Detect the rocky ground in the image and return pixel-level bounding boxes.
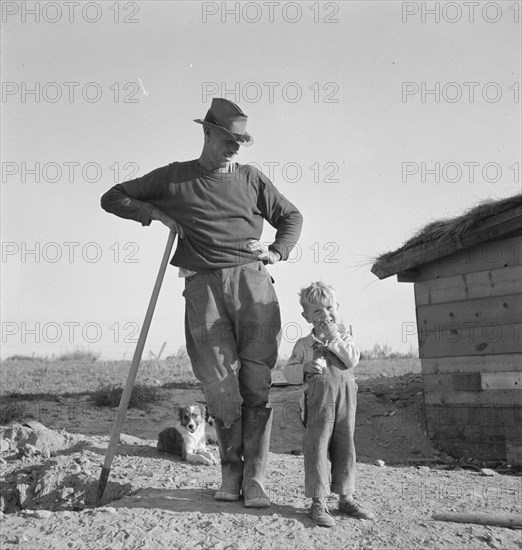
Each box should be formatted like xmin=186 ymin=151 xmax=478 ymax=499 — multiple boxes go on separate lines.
xmin=1 ymin=374 xmax=521 ymax=549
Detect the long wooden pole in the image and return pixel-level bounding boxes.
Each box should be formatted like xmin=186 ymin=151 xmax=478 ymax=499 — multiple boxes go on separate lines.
xmin=432 ymin=512 xmax=522 ymax=529
xmin=96 ymin=229 xmax=176 ymax=506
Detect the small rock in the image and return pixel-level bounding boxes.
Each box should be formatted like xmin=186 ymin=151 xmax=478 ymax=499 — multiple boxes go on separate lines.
xmin=23 ymin=443 xmax=40 ymax=457
xmin=119 ymin=434 xmax=143 ymax=445
xmin=101 ymin=507 xmax=117 ymax=514
xmin=375 ymin=459 xmax=385 ymax=467
xmin=0 ymin=438 xmax=10 ymax=452
xmin=480 ymin=468 xmax=496 ymax=477
xmin=33 ymin=510 xmax=53 ymax=519
xmin=389 ymin=411 xmax=396 ymax=417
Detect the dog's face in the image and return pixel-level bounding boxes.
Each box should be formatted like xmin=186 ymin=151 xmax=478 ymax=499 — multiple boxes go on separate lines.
xmin=178 ymin=404 xmax=205 ymax=434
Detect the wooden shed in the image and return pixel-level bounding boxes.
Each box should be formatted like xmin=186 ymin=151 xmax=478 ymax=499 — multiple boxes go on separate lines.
xmin=371 ymin=195 xmax=522 ymax=465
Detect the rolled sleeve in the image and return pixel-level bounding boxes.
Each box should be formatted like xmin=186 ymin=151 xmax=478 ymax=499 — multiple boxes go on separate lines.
xmin=255 ymin=169 xmax=303 ymax=262
xmin=140 ymin=201 xmax=155 ymax=226
xmin=327 ymin=332 xmax=360 ymax=369
xmin=100 ymin=164 xmax=173 ymax=225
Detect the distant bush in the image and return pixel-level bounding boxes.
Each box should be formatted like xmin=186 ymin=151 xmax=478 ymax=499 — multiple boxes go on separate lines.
xmin=5 ymin=354 xmax=42 ymax=362
xmin=91 ymin=382 xmax=161 ymax=410
xmin=58 ymin=349 xmax=100 ymax=362
xmin=360 ymin=344 xmax=418 ymax=361
xmin=165 ymin=345 xmax=190 ymax=364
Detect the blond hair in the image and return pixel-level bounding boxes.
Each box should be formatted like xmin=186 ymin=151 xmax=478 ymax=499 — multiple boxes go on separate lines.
xmin=299 ymin=281 xmax=337 ymax=310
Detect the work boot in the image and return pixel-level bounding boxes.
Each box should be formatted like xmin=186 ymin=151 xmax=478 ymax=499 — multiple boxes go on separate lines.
xmin=338 ymin=499 xmax=376 ymax=520
xmin=242 ymin=406 xmax=273 ymax=508
xmin=310 ymin=501 xmax=336 ymax=528
xmin=214 ymin=417 xmax=243 ymax=501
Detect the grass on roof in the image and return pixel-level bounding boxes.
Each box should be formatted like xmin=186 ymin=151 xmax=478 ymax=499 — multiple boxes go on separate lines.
xmin=376 ymin=194 xmax=522 ymax=264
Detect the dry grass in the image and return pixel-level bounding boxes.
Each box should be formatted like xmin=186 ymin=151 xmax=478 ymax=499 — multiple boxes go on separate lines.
xmin=91 ymin=382 xmax=162 ymax=410
xmin=0 ymin=358 xmax=197 ymax=397
xmin=269 ymin=356 xmax=420 ymax=383
xmin=0 ymin=402 xmax=27 ymax=425
xmin=354 ymin=357 xmax=421 ymax=378
xmin=0 ymin=354 xmax=421 ymax=398
xmin=375 ymin=193 xmax=521 ymax=264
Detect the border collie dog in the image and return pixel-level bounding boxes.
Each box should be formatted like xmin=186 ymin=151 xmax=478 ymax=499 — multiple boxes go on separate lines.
xmin=157 ymin=404 xmax=218 ymax=466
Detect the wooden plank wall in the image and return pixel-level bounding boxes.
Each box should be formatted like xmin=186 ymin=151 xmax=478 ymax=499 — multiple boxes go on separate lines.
xmin=411 ymin=234 xmax=521 ymax=283
xmin=413 ymin=234 xmax=522 ymax=462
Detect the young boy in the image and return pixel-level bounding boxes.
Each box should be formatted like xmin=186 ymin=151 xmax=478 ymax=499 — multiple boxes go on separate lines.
xmin=283 ymin=281 xmax=375 ymax=527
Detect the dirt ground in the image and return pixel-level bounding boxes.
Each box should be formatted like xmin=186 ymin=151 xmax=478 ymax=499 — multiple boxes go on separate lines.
xmin=1 ymin=374 xmax=521 ymax=549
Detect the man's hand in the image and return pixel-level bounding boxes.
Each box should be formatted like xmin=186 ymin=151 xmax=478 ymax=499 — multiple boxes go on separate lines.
xmin=246 ymin=239 xmax=281 ymax=264
xmin=303 ymin=358 xmax=327 ymax=375
xmin=151 ymin=207 xmax=184 ymax=238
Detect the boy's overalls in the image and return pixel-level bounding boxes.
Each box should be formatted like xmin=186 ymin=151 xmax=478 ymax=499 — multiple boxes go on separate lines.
xmin=303 ymin=343 xmax=357 ymax=498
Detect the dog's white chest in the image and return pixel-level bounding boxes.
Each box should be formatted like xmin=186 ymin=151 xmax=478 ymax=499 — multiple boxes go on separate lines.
xmin=173 ymin=420 xmax=206 ymax=453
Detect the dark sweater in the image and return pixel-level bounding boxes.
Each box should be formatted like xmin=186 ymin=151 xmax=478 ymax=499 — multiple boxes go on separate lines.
xmin=100 ymin=160 xmax=303 ymax=272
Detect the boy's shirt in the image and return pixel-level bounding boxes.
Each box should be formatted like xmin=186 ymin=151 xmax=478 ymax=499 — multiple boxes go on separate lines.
xmin=283 ymin=328 xmax=360 ymax=384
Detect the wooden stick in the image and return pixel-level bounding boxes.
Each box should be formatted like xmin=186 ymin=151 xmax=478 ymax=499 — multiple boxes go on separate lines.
xmin=432 ymin=512 xmax=522 ymax=529
xmin=156 ymin=341 xmax=167 ymax=361
xmin=96 ymin=229 xmax=176 ymax=506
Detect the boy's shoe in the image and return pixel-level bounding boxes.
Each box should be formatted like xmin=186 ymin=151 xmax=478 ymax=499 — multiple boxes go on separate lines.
xmin=310 ymin=502 xmax=336 ymax=527
xmin=338 ymin=499 xmax=375 ymax=520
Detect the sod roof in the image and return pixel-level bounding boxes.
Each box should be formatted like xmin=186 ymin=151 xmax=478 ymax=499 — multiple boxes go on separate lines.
xmin=371 ymin=194 xmax=522 ymax=280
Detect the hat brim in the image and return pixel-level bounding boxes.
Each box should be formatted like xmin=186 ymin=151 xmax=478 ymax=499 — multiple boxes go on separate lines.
xmin=194 ymin=119 xmax=253 ymax=147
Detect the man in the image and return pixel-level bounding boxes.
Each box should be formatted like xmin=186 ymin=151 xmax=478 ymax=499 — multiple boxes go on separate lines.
xmin=101 ymin=98 xmax=303 ymax=508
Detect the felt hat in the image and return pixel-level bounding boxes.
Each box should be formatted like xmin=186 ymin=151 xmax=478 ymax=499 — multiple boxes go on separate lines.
xmin=194 ymin=98 xmax=253 ymax=147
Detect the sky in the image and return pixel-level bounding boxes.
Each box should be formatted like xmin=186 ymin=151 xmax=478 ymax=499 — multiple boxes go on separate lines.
xmin=1 ymin=0 xmax=521 ymax=360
